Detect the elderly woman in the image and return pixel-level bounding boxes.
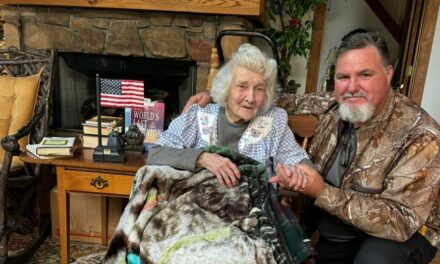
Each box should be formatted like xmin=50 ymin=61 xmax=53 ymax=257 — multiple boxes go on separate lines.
xmin=104 ymin=44 xmax=314 ymax=263
xmin=148 ymin=43 xmax=309 ymax=187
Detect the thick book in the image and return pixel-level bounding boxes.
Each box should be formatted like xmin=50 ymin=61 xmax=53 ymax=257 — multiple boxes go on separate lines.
xmin=82 ymin=124 xmax=123 ymax=136
xmin=125 ymin=101 xmax=165 ymax=151
xmin=84 ymin=115 xmax=123 ymax=127
xmin=82 ymin=134 xmax=109 ymax=149
xmin=26 ymin=144 xmax=72 ymax=159
xmin=35 ymin=137 xmax=78 ymax=156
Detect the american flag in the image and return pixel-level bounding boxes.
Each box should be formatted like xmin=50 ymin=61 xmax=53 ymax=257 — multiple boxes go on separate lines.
xmin=100 ymin=79 xmax=144 ymax=108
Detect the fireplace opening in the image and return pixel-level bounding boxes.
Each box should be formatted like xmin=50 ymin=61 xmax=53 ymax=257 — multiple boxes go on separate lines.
xmin=53 ymin=52 xmax=197 ymax=133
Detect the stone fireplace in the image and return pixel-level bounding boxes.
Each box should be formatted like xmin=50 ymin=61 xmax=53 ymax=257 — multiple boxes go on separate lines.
xmin=0 ymin=5 xmax=258 ymax=130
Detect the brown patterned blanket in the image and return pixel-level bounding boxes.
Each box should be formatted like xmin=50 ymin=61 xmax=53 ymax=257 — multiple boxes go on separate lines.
xmin=104 ymin=146 xmax=311 ymax=264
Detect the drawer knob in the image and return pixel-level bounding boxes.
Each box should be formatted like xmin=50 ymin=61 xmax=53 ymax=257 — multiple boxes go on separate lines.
xmin=90 ymin=176 xmax=109 ymax=189
xmin=88 ymin=0 xmax=97 ymax=4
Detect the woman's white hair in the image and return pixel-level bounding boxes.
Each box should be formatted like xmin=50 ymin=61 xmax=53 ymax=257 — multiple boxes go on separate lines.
xmin=210 ymin=43 xmax=278 ymax=113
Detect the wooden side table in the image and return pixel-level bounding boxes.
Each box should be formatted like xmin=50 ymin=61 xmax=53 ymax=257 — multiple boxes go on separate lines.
xmin=20 ymin=149 xmax=147 ymax=264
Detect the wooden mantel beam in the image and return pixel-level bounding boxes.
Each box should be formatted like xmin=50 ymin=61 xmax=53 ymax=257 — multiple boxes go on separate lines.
xmin=0 ymin=0 xmax=265 ymax=17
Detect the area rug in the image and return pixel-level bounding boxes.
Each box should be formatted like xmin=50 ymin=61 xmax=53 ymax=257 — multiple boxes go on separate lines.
xmin=29 ymin=236 xmax=107 ymax=264
xmin=72 ymin=252 xmax=106 ymax=264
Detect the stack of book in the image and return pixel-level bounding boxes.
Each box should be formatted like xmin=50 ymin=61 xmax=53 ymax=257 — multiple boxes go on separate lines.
xmin=26 ymin=137 xmax=78 ymax=159
xmin=82 ymin=116 xmax=123 ymax=148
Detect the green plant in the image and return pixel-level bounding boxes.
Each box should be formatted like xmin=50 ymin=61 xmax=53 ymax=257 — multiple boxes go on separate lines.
xmin=265 ymin=0 xmax=326 ymax=94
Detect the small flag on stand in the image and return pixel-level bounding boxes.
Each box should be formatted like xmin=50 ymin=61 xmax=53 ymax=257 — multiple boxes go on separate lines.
xmin=100 ymin=79 xmax=144 ymax=108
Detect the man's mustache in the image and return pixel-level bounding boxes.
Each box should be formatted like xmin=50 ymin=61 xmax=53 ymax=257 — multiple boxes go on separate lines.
xmin=341 ymin=92 xmax=368 ymax=100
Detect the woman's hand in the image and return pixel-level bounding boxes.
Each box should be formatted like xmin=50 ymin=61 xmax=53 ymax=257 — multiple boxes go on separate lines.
xmin=269 ymin=163 xmax=324 ymax=198
xmin=196 ymin=152 xmax=241 ymax=188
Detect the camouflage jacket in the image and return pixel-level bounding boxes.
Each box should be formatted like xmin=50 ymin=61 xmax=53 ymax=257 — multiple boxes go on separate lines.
xmin=280 ymin=91 xmax=440 ymax=247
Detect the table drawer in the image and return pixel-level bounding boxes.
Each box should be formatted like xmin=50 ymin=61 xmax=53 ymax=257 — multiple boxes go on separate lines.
xmin=59 ymin=167 xmax=134 ymax=196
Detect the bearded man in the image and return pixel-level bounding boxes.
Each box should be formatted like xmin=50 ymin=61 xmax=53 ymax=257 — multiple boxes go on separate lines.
xmin=269 ymin=31 xmax=440 ymax=264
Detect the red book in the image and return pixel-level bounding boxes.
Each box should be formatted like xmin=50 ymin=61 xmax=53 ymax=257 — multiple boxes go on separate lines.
xmin=125 ymin=101 xmax=165 ymax=150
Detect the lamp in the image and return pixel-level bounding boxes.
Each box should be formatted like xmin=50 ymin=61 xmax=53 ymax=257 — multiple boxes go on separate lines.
xmin=93 ymin=73 xmax=126 ymax=162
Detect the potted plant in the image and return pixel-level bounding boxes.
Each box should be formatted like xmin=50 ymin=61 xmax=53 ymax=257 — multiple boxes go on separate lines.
xmin=265 ymin=0 xmax=326 ymax=94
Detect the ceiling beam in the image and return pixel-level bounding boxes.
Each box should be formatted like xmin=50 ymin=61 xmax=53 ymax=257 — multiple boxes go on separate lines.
xmin=364 ymin=0 xmax=401 ymax=42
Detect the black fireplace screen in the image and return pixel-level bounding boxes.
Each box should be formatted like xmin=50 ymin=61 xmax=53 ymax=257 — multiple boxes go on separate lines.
xmin=53 ymin=52 xmax=196 ymax=133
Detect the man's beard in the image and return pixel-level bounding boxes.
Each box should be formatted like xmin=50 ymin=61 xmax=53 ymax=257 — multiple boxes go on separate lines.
xmin=338 ymin=93 xmax=375 ymax=124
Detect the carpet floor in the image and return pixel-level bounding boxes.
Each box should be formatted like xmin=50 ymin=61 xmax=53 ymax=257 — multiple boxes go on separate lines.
xmin=9 ymin=234 xmax=108 ymax=264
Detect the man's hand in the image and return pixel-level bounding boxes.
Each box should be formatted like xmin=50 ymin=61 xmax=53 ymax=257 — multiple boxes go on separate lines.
xmin=196 ymin=152 xmax=241 ymax=188
xmin=269 ymin=163 xmax=324 ymax=198
xmin=182 ymin=91 xmax=211 ymax=113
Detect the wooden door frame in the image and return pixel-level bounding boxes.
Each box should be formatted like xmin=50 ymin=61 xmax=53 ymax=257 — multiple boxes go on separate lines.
xmin=305 ymin=3 xmax=326 ymax=93
xmin=406 ymin=0 xmax=439 ymax=105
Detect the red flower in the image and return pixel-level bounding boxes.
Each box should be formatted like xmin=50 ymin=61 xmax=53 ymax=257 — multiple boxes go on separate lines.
xmin=290 ymin=17 xmax=299 ymax=26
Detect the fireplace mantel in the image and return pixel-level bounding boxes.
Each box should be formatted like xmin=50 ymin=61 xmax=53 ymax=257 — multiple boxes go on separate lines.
xmin=0 ymin=0 xmax=265 ymax=17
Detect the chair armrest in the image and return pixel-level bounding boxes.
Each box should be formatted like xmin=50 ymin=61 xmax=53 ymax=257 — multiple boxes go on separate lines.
xmin=278 ymin=187 xmax=300 ymax=198
xmin=278 ymin=187 xmax=303 ymax=221
xmin=1 ymin=111 xmax=45 ymax=155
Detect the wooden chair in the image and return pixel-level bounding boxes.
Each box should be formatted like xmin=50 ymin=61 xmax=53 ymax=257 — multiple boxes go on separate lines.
xmin=0 ymin=47 xmax=55 ymax=263
xmin=288 ymin=114 xmax=318 ymax=150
